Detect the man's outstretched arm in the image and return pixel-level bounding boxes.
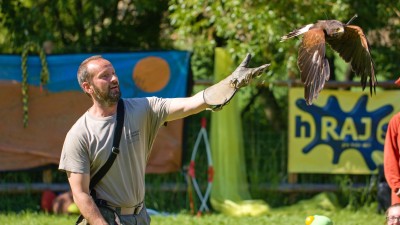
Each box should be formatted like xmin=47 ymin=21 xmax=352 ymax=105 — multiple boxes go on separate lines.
xmin=166 ymin=53 xmax=269 ymax=121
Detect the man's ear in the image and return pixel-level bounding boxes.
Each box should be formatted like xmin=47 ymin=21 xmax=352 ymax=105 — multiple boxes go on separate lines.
xmin=82 ymin=82 xmax=93 ymax=95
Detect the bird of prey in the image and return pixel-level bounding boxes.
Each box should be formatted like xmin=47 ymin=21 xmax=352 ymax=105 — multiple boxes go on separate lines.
xmin=281 ymin=15 xmax=377 ymax=105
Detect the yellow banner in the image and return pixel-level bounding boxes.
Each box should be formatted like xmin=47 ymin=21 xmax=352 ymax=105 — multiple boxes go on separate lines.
xmin=288 ymin=88 xmax=400 ymax=174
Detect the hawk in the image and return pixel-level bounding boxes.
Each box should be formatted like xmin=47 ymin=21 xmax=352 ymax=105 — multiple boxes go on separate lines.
xmin=281 ymin=15 xmax=377 ymax=105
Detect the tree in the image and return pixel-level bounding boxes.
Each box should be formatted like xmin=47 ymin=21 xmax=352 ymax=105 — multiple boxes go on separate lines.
xmin=168 ymin=0 xmax=400 ymax=130
xmin=0 ymin=0 xmax=171 ymax=54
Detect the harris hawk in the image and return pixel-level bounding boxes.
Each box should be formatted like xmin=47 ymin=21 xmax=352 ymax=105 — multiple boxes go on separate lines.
xmin=281 ymin=15 xmax=377 ymax=105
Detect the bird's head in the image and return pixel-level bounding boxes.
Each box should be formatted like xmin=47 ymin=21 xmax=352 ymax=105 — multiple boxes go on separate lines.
xmin=325 ymin=21 xmax=345 ymax=38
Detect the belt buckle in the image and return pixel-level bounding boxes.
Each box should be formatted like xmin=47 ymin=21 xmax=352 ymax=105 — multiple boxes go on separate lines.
xmin=133 ymin=202 xmax=143 ymax=214
xmin=117 ymin=202 xmax=143 ymax=215
xmin=133 ymin=206 xmax=140 ymax=214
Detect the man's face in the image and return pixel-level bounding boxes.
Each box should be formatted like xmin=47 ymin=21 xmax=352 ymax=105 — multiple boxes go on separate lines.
xmin=86 ymin=59 xmax=121 ymax=106
xmin=387 ymin=206 xmax=400 ymax=225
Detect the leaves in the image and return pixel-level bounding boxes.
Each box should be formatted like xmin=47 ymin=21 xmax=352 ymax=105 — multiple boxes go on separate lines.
xmin=0 ymin=0 xmax=171 ymax=54
xmin=169 ymin=0 xmax=399 ymax=82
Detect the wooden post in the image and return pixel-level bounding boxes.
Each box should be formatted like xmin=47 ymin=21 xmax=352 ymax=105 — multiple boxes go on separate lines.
xmin=42 ymin=169 xmax=53 ymax=184
xmin=288 ymin=173 xmax=298 ymax=184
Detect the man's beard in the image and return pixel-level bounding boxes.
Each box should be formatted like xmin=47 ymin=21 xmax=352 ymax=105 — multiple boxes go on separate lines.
xmin=92 ymin=85 xmax=121 ymax=107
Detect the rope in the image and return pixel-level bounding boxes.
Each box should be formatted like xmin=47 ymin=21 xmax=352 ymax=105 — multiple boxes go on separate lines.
xmin=21 ymin=41 xmax=50 ymax=127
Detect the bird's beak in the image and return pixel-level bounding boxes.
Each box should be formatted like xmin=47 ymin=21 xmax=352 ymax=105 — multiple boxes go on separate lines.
xmin=331 ymin=27 xmax=344 ymax=37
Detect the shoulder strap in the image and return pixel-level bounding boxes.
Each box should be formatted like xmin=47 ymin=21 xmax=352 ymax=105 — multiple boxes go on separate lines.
xmin=89 ymin=99 xmax=125 ymax=191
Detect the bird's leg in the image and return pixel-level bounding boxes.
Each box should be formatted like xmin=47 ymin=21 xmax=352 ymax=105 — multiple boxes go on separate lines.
xmin=346 ymin=14 xmax=358 ymax=25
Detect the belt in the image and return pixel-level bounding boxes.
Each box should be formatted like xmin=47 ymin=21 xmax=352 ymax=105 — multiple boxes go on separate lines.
xmin=111 ymin=201 xmax=144 ymax=215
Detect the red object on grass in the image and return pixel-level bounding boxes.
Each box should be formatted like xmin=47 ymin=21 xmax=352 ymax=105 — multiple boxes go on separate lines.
xmin=41 ymin=190 xmax=56 ymax=213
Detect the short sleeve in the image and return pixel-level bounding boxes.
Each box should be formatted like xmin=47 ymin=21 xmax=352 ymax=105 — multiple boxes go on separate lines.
xmin=58 ymin=130 xmax=90 ymax=174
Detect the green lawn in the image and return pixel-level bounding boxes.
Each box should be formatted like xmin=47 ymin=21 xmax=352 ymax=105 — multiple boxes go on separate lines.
xmin=0 ymin=205 xmax=385 ymax=225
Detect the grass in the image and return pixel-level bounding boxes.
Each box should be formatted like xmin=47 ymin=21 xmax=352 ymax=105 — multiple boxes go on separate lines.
xmin=0 ymin=212 xmax=72 ymax=225
xmin=0 ymin=203 xmax=385 ymax=225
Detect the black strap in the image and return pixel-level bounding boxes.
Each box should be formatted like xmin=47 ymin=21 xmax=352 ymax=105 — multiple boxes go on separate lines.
xmin=76 ymin=99 xmax=125 ymax=225
xmin=90 ymin=99 xmax=125 ymax=191
xmin=75 ymin=98 xmax=125 ymax=225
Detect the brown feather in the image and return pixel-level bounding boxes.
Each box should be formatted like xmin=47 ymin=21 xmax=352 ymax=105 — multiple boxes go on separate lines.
xmin=327 ymin=25 xmax=376 ymax=93
xmin=298 ymin=29 xmax=330 ymax=105
xmin=281 ymin=18 xmax=377 ymax=105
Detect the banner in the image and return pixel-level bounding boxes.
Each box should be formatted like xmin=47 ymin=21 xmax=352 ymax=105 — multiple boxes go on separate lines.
xmin=0 ymin=51 xmax=191 ymax=173
xmin=288 ymin=87 xmax=400 ymax=174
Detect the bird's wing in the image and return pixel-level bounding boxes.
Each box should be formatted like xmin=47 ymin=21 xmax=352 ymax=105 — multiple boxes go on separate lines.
xmin=298 ymin=28 xmax=330 ymax=105
xmin=281 ymin=24 xmax=314 ymax=41
xmin=327 ymin=25 xmax=376 ymax=94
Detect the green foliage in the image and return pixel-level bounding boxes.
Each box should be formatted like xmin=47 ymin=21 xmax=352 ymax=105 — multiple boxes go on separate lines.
xmin=337 ymin=175 xmax=376 ymax=210
xmin=0 ymin=0 xmax=172 ymax=54
xmin=0 ymin=193 xmax=42 ymax=212
xmin=168 ymin=0 xmax=400 ymax=105
xmin=145 ymin=172 xmax=189 ymax=212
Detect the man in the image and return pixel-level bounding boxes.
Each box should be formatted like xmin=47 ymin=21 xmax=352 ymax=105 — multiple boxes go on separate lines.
xmin=59 ymin=54 xmax=269 ymax=225
xmin=384 ymin=78 xmax=400 ymax=206
xmin=386 ymin=203 xmax=400 ymax=225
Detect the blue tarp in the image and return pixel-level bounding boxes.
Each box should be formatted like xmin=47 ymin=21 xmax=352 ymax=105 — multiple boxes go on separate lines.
xmin=0 ymin=51 xmax=191 ymax=97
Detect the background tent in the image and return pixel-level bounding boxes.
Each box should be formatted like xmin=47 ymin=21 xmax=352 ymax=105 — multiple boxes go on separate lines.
xmin=0 ymin=51 xmax=191 ymax=173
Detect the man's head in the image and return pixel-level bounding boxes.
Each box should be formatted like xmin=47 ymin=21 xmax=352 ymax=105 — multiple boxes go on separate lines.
xmin=387 ymin=203 xmax=400 ymax=225
xmin=77 ymin=55 xmax=121 ymax=106
xmin=77 ymin=55 xmax=103 ymax=91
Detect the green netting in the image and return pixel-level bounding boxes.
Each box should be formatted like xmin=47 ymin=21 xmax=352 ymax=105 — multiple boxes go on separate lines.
xmin=210 ymin=48 xmax=270 ymax=216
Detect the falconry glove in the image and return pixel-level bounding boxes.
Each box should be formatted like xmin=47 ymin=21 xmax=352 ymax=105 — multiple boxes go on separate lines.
xmin=203 ymin=53 xmax=270 ymax=111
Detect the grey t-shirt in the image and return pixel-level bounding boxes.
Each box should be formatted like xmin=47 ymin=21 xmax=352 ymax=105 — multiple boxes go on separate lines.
xmin=59 ymin=97 xmax=171 ymax=207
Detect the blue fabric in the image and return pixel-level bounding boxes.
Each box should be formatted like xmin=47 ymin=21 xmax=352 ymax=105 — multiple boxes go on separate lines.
xmin=0 ymin=51 xmax=190 ymax=98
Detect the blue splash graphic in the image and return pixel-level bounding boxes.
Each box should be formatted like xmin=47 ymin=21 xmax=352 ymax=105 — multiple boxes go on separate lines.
xmin=296 ymin=95 xmax=393 ymax=170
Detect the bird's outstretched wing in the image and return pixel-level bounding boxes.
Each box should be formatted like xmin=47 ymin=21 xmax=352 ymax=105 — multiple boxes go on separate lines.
xmin=326 ymin=25 xmax=376 ymax=94
xmin=298 ymin=29 xmax=330 ymax=105
xmin=281 ymin=24 xmax=314 ymax=41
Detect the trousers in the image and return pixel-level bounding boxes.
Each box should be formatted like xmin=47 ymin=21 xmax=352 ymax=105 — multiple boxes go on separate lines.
xmin=77 ymin=204 xmax=151 ymax=225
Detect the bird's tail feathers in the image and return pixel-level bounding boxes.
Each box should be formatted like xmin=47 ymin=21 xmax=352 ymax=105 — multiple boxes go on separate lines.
xmin=281 ymin=24 xmax=314 ymax=42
